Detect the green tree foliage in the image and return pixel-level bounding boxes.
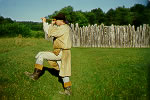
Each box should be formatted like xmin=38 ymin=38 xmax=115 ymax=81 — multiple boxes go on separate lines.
xmin=91 ymin=8 xmax=105 ymax=24
xmin=147 ymin=2 xmax=150 ymax=8
xmin=47 ymin=3 xmax=150 ymax=27
xmin=105 ymin=7 xmax=133 ymax=26
xmin=0 ymin=22 xmax=31 ymax=37
xmin=73 ymin=11 xmax=88 ymax=26
xmin=47 ymin=6 xmax=74 ymax=24
xmin=105 ymin=9 xmax=116 ymax=25
xmin=0 ymin=3 xmax=150 ymax=37
xmin=115 ymin=7 xmax=132 ymax=25
xmin=19 ymin=21 xmax=43 ymax=31
xmin=0 ymin=16 xmax=14 ymax=24
xmin=59 ymin=6 xmax=74 ymax=22
xmin=47 ymin=6 xmax=88 ymax=26
xmin=130 ymin=3 xmax=150 ymax=27
xmin=0 ymin=16 xmax=44 ymax=38
xmin=130 ymin=4 xmax=146 ymax=27
xmin=84 ymin=12 xmax=97 ymax=25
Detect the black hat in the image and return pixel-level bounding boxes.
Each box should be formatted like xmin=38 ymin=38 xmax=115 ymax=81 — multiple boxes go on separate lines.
xmin=53 ymin=13 xmax=66 ymax=21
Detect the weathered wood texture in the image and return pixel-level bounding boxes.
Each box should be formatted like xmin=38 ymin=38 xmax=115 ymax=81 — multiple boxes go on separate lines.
xmin=70 ymin=24 xmax=150 ymax=48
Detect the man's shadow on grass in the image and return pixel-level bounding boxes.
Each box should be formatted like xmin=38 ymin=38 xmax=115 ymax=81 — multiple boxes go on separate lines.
xmin=40 ymin=66 xmax=63 ymax=87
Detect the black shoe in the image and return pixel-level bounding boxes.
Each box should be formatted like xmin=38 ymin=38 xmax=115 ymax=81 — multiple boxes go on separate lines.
xmin=24 ymin=68 xmax=42 ymax=80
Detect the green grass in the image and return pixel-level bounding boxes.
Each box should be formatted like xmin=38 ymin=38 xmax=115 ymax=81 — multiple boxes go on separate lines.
xmin=0 ymin=37 xmax=150 ymax=100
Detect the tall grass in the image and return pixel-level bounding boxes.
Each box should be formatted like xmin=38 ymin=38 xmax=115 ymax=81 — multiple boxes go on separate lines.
xmin=0 ymin=38 xmax=150 ymax=100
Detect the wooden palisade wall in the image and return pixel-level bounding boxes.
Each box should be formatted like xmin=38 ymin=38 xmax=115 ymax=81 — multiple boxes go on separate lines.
xmin=70 ymin=23 xmax=150 ymax=48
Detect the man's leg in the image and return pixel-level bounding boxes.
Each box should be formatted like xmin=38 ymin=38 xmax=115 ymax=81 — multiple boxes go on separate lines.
xmin=25 ymin=51 xmax=62 ymax=80
xmin=59 ymin=77 xmax=72 ymax=95
xmin=56 ymin=60 xmax=72 ymax=95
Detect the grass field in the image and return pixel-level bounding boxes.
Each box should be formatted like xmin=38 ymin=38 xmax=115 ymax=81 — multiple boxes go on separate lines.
xmin=0 ymin=37 xmax=150 ymax=100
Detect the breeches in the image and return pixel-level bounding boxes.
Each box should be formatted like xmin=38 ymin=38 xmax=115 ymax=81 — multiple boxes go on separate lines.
xmin=35 ymin=50 xmax=71 ymax=86
xmin=35 ymin=51 xmax=62 ymax=68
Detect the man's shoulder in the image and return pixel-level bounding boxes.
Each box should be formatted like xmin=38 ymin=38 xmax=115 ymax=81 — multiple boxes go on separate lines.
xmin=60 ymin=24 xmax=70 ymax=29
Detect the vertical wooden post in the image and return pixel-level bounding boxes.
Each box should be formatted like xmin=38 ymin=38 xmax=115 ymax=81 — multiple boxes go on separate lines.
xmin=70 ymin=23 xmax=150 ymax=48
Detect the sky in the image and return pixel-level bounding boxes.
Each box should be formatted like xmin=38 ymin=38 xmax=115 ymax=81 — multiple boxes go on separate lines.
xmin=0 ymin=0 xmax=148 ymax=22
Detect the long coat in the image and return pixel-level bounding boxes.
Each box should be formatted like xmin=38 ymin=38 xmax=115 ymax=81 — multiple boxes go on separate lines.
xmin=48 ymin=24 xmax=71 ymax=77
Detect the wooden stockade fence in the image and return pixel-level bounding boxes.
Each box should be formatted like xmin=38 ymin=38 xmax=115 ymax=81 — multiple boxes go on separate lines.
xmin=70 ymin=23 xmax=150 ymax=48
xmin=45 ymin=23 xmax=150 ymax=48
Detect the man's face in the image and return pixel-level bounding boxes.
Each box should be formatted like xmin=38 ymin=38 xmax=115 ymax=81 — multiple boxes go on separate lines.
xmin=55 ymin=20 xmax=63 ymax=26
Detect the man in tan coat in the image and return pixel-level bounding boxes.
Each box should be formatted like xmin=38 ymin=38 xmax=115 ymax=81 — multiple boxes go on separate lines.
xmin=25 ymin=13 xmax=72 ymax=95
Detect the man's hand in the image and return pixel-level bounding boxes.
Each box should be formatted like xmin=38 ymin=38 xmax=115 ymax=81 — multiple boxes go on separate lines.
xmin=51 ymin=20 xmax=56 ymax=25
xmin=41 ymin=17 xmax=46 ymax=23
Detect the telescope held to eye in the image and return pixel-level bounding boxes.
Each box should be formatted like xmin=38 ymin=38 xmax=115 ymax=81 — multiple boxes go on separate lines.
xmin=46 ymin=19 xmax=56 ymax=21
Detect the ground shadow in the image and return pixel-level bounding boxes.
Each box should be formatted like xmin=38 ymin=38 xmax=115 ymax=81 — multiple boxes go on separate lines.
xmin=40 ymin=66 xmax=63 ymax=86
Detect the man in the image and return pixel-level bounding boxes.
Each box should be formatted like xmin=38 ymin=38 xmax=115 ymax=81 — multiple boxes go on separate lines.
xmin=25 ymin=13 xmax=72 ymax=95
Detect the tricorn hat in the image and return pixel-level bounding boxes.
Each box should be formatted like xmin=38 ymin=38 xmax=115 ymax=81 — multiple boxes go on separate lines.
xmin=53 ymin=13 xmax=66 ymax=21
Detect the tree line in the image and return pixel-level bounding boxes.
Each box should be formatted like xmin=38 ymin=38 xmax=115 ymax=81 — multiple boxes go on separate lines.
xmin=0 ymin=16 xmax=44 ymax=37
xmin=0 ymin=3 xmax=150 ymax=37
xmin=48 ymin=3 xmax=150 ymax=27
